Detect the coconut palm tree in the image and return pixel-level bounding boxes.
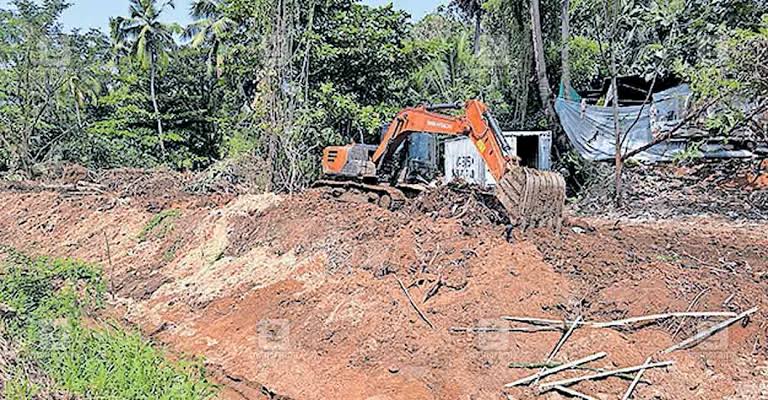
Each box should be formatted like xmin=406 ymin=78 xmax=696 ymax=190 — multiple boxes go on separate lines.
xmin=530 ymin=0 xmax=556 ymax=123
xmin=112 ymin=0 xmax=181 ymax=155
xmin=183 ymin=0 xmax=234 ymax=78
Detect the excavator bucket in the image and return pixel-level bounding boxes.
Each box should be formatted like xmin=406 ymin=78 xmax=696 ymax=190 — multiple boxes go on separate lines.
xmin=495 ymin=162 xmax=566 ymax=230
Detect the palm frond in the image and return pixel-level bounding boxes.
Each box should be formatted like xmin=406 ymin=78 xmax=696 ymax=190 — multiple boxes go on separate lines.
xmin=182 ymin=19 xmax=208 ymax=41
xmin=190 ymin=0 xmax=219 ymax=19
xmin=210 ymin=17 xmax=234 ymax=37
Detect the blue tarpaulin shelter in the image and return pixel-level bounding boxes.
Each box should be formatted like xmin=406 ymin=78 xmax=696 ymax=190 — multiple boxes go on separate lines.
xmin=555 ymin=84 xmax=754 ymax=161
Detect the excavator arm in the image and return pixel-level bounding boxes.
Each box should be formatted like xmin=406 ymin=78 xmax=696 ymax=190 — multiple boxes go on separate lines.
xmin=371 ymin=100 xmax=512 ymax=181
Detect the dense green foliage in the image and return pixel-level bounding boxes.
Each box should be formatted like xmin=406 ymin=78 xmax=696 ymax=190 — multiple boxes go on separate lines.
xmin=0 ymin=0 xmax=765 ymax=187
xmin=0 ymin=248 xmax=216 ymax=399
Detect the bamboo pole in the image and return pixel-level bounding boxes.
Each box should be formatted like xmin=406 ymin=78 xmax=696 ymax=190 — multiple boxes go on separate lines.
xmin=553 ymin=385 xmax=599 ymax=400
xmin=505 ymin=352 xmax=606 ymax=388
xmin=621 ymin=357 xmax=652 ymax=400
xmin=534 ymin=315 xmax=582 ymax=385
xmin=663 ymin=307 xmax=758 ymax=354
xmin=539 ymin=361 xmax=674 ymax=391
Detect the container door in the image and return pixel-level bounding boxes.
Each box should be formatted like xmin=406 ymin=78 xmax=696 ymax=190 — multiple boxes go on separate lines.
xmin=538 ymin=132 xmax=552 ymax=171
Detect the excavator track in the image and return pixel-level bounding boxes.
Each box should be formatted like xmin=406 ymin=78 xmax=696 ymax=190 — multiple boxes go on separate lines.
xmin=314 ymin=180 xmax=407 ymax=211
xmin=495 ymin=162 xmax=566 ymax=230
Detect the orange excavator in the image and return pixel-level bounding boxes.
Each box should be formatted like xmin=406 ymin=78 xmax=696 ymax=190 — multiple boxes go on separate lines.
xmin=316 ymin=100 xmax=566 ymax=228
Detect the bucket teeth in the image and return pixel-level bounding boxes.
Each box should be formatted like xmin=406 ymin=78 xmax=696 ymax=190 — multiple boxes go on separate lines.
xmin=496 ymin=163 xmax=565 ymax=230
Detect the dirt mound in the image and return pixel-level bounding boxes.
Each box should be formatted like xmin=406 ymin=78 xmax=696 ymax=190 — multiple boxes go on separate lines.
xmin=228 ymin=189 xmax=501 ymax=297
xmin=0 ymin=182 xmax=766 ymax=399
xmin=404 ymin=182 xmax=510 ymax=227
xmin=535 ymin=219 xmax=768 ymax=326
xmin=575 ymin=159 xmax=768 ymax=220
xmin=34 ymin=162 xmax=95 ymax=185
xmin=1 ymin=160 xmax=268 ymax=202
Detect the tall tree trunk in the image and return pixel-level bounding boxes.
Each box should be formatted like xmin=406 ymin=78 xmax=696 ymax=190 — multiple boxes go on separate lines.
xmin=149 ymin=57 xmax=165 ymax=156
xmin=560 ymin=0 xmax=571 ymax=100
xmin=472 ymin=12 xmax=482 ymax=55
xmin=20 ymin=128 xmax=31 ymax=176
xmin=207 ymin=41 xmax=220 ymax=157
xmin=530 ymin=0 xmax=557 ymax=124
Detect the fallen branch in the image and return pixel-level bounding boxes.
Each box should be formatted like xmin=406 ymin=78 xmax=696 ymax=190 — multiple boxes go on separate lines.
xmin=539 ymin=361 xmax=674 ymax=391
xmin=621 ymin=95 xmax=722 ymax=161
xmin=450 ymin=326 xmax=558 ymax=334
xmin=104 ymin=231 xmax=115 ymax=298
xmin=508 ymin=361 xmax=650 ymax=383
xmin=423 ymin=273 xmax=443 ymax=303
xmin=591 ymin=312 xmax=736 ymax=329
xmin=534 ymin=315 xmax=582 ymax=385
xmin=672 ymin=289 xmax=709 ymax=339
xmin=501 ymin=316 xmax=571 ymax=327
xmin=663 ymin=307 xmax=758 ymax=354
xmin=621 ymin=356 xmax=652 ymax=400
xmin=395 ymin=275 xmax=434 ymax=330
xmin=502 ymin=311 xmax=737 ymax=330
xmin=552 ymin=385 xmax=599 ymax=400
xmin=505 ymin=352 xmax=606 ymax=388
xmin=722 ymin=293 xmax=736 ymax=307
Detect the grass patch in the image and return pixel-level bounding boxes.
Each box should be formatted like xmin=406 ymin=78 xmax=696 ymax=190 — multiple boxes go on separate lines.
xmin=138 ymin=209 xmax=182 ymax=242
xmin=4 ymin=369 xmax=40 ymax=400
xmin=44 ymin=322 xmax=214 ymax=399
xmin=0 ymin=247 xmax=216 ymax=399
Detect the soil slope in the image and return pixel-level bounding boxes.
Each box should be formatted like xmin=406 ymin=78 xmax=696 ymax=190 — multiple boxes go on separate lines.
xmin=0 ymin=182 xmax=766 ymax=399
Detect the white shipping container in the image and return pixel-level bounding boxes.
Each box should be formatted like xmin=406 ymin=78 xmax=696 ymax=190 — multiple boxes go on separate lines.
xmin=444 ymin=131 xmax=552 ymax=187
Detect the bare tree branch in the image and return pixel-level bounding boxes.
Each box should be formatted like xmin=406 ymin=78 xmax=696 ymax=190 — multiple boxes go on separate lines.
xmin=621 ymin=96 xmax=721 ymax=161
xmin=723 ymin=98 xmax=768 ymax=137
xmin=620 ymin=73 xmax=657 ymax=150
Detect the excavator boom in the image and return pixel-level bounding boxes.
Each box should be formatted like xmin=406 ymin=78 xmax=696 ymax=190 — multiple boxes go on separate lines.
xmin=320 ymin=100 xmax=566 ymax=229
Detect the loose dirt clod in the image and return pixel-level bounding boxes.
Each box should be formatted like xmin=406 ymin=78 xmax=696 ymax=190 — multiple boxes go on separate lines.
xmin=405 ymin=182 xmax=511 ymax=226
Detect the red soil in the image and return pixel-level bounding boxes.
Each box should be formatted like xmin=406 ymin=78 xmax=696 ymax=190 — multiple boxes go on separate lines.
xmin=0 ymin=184 xmax=766 ymax=399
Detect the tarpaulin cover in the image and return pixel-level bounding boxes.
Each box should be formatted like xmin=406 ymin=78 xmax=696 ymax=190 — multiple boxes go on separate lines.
xmin=555 ymin=85 xmax=753 ymax=161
